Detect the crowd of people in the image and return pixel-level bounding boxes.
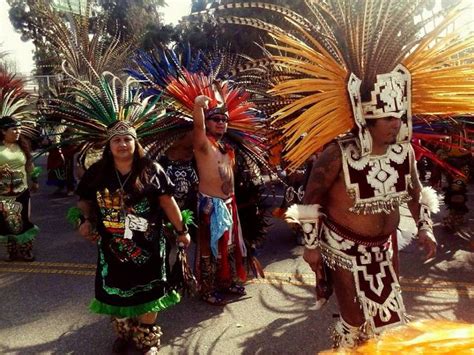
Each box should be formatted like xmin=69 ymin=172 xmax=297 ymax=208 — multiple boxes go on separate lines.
xmin=1 ymin=1 xmax=473 ymax=354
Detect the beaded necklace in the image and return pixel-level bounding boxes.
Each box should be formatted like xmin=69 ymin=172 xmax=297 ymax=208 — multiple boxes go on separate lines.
xmin=115 ymin=169 xmax=132 ymax=214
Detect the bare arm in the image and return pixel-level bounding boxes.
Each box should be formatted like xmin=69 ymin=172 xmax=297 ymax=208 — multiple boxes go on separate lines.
xmin=407 ymin=151 xmax=423 ymax=221
xmin=77 ymin=199 xmax=94 ymax=219
xmin=193 ymin=95 xmax=210 ymax=153
xmin=77 ymin=199 xmax=99 ymax=241
xmin=303 ymin=143 xmax=342 ymax=206
xmin=300 ymin=143 xmax=341 ymax=302
xmin=159 ymin=194 xmax=191 ymax=247
xmin=407 ymin=148 xmax=437 ymax=259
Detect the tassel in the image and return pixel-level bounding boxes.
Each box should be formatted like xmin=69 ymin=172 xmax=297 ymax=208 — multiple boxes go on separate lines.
xmin=169 ymin=248 xmax=199 ymax=297
xmin=249 ymin=256 xmax=265 ymax=278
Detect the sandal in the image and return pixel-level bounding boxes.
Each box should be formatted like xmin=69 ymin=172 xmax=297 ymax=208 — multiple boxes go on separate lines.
xmin=226 ymin=283 xmax=246 ymax=296
xmin=201 ymin=291 xmax=226 ymax=306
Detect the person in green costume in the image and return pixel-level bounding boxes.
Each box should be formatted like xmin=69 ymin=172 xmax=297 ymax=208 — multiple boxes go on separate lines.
xmin=76 ymin=121 xmax=191 ymax=354
xmin=0 ymin=116 xmax=39 ymax=261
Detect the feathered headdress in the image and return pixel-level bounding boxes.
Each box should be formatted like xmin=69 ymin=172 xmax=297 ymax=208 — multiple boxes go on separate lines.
xmin=38 ymin=69 xmax=173 ymax=161
xmin=128 ymin=46 xmax=273 ymax=176
xmin=192 ymin=1 xmax=474 ymax=170
xmin=29 ymin=0 xmax=137 ymax=83
xmin=321 ymin=319 xmax=474 ymax=354
xmin=0 ymin=69 xmax=37 ymax=138
xmin=411 ymin=115 xmax=473 ymax=177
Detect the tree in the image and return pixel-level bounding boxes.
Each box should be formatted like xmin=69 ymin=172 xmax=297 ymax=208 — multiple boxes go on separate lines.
xmin=173 ymin=0 xmax=307 ymax=58
xmin=7 ymin=0 xmax=171 ymax=75
xmin=7 ymin=0 xmax=59 ymax=74
xmin=97 ymin=0 xmax=166 ymax=42
xmin=141 ymin=23 xmax=180 ymax=51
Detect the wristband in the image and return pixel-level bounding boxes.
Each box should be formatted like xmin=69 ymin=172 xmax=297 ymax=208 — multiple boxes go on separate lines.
xmin=173 ymin=225 xmax=189 ymax=237
xmin=285 ymin=204 xmax=324 ymax=249
xmin=416 ymin=186 xmax=440 ymax=235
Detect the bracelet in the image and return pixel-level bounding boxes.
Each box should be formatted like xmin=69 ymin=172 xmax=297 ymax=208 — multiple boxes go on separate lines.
xmin=173 ymin=225 xmax=189 ymax=237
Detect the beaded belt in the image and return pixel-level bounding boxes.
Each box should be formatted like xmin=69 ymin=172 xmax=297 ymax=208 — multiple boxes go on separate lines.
xmin=324 ymin=217 xmax=391 ymax=247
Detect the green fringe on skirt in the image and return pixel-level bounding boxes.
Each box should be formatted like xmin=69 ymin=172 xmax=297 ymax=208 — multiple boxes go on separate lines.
xmin=0 ymin=225 xmax=39 ymax=245
xmin=89 ymin=290 xmax=181 ymax=317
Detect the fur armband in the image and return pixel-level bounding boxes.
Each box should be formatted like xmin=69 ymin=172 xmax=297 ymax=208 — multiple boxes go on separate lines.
xmin=285 ymin=204 xmax=324 ymax=249
xmin=417 ymin=186 xmax=440 ymax=233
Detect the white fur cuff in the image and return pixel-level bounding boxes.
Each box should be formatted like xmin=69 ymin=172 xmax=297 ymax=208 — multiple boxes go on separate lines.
xmin=419 ymin=186 xmax=440 ymax=213
xmin=285 ymin=204 xmax=324 ymax=224
xmin=285 ymin=204 xmax=324 ymax=249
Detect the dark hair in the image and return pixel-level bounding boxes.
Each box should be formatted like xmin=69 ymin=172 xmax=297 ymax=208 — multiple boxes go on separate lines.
xmin=0 ymin=128 xmax=33 ymax=174
xmin=361 ymin=87 xmax=373 ymax=103
xmin=0 ymin=116 xmax=21 ymax=129
xmin=365 ymin=119 xmax=377 ymax=127
xmin=95 ymin=138 xmax=156 ymax=196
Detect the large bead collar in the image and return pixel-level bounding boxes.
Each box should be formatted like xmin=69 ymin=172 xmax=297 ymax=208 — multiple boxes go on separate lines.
xmin=338 ymin=137 xmax=413 ymax=215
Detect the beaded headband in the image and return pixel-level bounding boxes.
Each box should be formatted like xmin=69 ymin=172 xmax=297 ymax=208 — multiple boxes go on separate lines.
xmin=206 ymin=106 xmax=229 ymax=119
xmin=106 ymin=121 xmax=137 ymax=141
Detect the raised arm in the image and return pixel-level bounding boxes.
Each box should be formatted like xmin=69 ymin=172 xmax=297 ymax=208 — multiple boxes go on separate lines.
xmin=193 ymin=95 xmax=210 ymax=153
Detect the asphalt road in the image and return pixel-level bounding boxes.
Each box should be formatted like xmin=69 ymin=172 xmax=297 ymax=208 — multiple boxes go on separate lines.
xmin=0 ymin=159 xmax=472 ymax=354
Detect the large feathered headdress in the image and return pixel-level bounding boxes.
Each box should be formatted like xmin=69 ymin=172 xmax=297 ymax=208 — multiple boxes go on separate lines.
xmin=128 ymin=46 xmax=273 ymax=176
xmin=38 ymin=69 xmax=173 ymax=161
xmin=193 ymin=1 xmax=474 ymax=170
xmin=0 ymin=69 xmax=37 ymax=138
xmin=29 ymin=0 xmax=136 ymax=83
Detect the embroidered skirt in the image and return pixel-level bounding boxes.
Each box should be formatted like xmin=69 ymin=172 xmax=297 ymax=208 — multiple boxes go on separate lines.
xmin=320 ymin=217 xmax=407 ymax=335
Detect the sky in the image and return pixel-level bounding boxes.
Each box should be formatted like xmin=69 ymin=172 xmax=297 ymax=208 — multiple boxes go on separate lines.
xmin=0 ymin=0 xmax=192 ymax=75
xmin=0 ymin=0 xmax=472 ymax=75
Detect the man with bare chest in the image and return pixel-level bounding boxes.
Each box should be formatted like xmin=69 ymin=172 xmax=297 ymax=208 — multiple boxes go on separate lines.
xmin=232 ymin=0 xmax=472 ymax=350
xmin=192 ymin=94 xmax=247 ymax=305
xmin=286 ymin=66 xmax=439 ymax=348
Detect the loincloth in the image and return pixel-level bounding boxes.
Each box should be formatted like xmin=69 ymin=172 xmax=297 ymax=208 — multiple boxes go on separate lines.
xmin=320 ymin=217 xmax=407 ymax=335
xmin=197 ymin=192 xmax=247 ymax=283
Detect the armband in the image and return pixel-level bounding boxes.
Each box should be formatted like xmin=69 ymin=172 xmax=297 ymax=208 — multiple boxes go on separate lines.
xmin=416 ymin=186 xmax=440 ymax=234
xmin=285 ymin=204 xmax=324 ymax=249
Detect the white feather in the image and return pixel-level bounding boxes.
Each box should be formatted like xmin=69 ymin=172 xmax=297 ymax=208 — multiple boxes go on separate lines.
xmin=396 ymin=229 xmax=416 ymax=250
xmin=420 ymin=186 xmax=441 ymax=213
